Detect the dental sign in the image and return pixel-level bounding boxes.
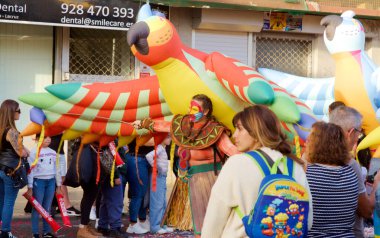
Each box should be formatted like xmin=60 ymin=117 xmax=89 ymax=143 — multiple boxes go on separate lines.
xmin=0 ymin=0 xmax=140 ymax=30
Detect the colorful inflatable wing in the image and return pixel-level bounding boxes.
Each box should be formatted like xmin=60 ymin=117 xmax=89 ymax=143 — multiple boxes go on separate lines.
xmin=19 ymin=76 xmax=172 ymax=141
xmin=205 ymin=52 xmax=302 ymax=123
xmin=258 ymin=68 xmax=335 ymax=121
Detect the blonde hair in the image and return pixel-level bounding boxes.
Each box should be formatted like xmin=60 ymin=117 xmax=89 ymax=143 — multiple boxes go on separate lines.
xmin=233 ymin=105 xmax=303 ymax=164
xmin=233 ymin=105 xmax=289 ymax=152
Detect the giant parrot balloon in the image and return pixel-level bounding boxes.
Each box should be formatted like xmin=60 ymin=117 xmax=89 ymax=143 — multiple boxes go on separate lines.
xmin=19 ymin=4 xmax=317 ymax=153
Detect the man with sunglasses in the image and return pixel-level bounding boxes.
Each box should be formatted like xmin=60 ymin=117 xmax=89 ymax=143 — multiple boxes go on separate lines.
xmin=330 ymin=105 xmax=380 ymax=238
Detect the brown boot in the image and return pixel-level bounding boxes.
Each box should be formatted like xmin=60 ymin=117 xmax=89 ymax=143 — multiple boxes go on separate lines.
xmin=77 ymin=225 xmax=100 ymax=238
xmin=87 ymin=225 xmax=103 ymax=236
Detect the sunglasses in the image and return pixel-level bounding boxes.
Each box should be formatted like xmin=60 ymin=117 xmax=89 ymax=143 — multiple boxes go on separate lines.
xmin=352 ymin=127 xmax=363 ymax=139
xmin=15 ymin=109 xmax=21 ymax=114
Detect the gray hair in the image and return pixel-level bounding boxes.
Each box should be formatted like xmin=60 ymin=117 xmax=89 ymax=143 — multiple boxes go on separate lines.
xmin=329 ymin=106 xmax=362 ymax=132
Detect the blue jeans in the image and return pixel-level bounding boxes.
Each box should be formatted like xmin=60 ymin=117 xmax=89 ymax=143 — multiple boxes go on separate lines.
xmin=31 ymin=178 xmax=56 ymax=234
xmin=126 ymin=154 xmax=149 ymax=223
xmin=98 ymin=181 xmax=123 ymax=230
xmin=0 ymin=170 xmax=19 ymax=232
xmin=120 ymin=172 xmax=127 ymax=199
xmin=149 ymin=174 xmax=167 ymax=233
xmin=375 ymin=184 xmax=380 ymax=236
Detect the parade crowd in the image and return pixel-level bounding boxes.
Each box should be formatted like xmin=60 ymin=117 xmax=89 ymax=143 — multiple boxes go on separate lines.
xmin=0 ymin=96 xmax=379 ymax=238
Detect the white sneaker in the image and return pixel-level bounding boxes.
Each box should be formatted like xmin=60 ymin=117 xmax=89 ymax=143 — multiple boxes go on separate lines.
xmin=94 ymin=218 xmax=99 ymax=229
xmin=156 ymin=228 xmax=169 ymax=234
xmin=66 ymin=206 xmax=81 ymax=217
xmin=89 ymin=206 xmax=96 ymax=220
xmin=8 ymin=232 xmax=17 ymax=238
xmin=163 ymin=226 xmax=174 ymax=232
xmin=3 ymin=232 xmax=17 ymax=238
xmin=126 ymin=223 xmax=149 ymax=234
xmin=138 ymin=220 xmax=150 ymax=231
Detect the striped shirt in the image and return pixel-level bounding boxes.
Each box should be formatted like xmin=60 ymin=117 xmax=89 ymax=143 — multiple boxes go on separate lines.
xmin=306 ymin=164 xmax=359 ymax=238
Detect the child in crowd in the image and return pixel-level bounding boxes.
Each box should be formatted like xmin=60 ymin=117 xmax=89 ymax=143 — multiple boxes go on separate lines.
xmin=26 ymin=135 xmax=63 ymax=238
xmin=49 ymin=134 xmax=80 ymax=216
xmin=146 ymin=134 xmax=174 ymax=234
xmin=96 ymin=146 xmax=128 ymax=238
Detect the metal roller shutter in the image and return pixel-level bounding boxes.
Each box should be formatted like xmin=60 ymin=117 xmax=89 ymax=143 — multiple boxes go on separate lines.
xmin=194 ymin=29 xmax=249 ymax=65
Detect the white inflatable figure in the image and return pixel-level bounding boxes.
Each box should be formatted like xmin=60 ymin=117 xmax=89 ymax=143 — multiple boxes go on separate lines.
xmin=259 ymin=10 xmax=380 ymax=134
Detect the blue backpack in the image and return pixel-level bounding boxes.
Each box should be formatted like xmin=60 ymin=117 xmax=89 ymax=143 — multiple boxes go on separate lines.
xmin=234 ymin=150 xmax=309 ymax=238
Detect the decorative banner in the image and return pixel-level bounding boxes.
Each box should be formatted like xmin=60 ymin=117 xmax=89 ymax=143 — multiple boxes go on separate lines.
xmin=0 ymin=0 xmax=140 ymax=30
xmin=263 ymin=12 xmax=303 ymax=32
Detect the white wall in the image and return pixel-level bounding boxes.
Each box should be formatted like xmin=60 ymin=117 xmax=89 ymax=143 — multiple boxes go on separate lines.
xmin=0 ymin=23 xmax=53 ymax=139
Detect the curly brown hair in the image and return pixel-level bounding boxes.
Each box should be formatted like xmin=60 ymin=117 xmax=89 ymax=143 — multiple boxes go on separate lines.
xmin=306 ymin=121 xmax=350 ymax=166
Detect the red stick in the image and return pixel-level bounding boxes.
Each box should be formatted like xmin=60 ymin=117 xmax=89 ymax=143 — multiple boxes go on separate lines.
xmin=23 ymin=192 xmax=61 ymax=232
xmin=56 ymin=193 xmax=72 ymax=227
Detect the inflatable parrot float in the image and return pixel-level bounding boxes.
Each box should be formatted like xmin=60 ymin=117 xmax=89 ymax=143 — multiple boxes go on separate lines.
xmin=259 ymin=10 xmax=380 ymax=136
xmin=19 ymin=4 xmax=317 ymax=155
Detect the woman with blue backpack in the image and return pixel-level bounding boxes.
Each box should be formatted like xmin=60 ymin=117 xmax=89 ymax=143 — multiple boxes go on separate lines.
xmin=202 ymin=105 xmax=312 ymax=238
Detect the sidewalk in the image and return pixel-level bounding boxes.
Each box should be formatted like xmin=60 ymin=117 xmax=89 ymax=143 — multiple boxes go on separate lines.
xmin=11 ymin=174 xmax=194 ymax=237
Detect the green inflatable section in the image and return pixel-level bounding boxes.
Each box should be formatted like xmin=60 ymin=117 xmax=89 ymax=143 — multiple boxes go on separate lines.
xmin=247 ymin=80 xmax=274 ymax=105
xmin=269 ymin=95 xmax=300 ymax=123
xmin=18 ymin=93 xmax=59 ymax=109
xmin=46 ymin=83 xmax=81 ymax=100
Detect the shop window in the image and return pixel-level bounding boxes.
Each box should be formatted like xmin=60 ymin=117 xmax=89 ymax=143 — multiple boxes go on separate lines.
xmin=69 ymin=28 xmax=135 ymax=82
xmin=255 ymin=35 xmax=313 ymax=77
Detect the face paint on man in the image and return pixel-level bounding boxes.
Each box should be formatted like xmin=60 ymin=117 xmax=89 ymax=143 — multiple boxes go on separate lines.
xmin=189 ymin=100 xmax=204 ymax=122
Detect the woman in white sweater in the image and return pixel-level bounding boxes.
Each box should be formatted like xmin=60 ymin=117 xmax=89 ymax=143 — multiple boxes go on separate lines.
xmin=202 ymin=105 xmax=312 ymax=238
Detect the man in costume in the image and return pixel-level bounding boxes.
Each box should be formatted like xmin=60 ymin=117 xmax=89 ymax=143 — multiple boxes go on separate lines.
xmin=134 ymin=94 xmax=238 ymax=236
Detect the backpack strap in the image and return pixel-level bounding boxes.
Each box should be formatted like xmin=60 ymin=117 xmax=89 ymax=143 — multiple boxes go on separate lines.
xmin=256 ymin=149 xmax=281 ymax=175
xmin=287 ymin=156 xmax=294 ymax=177
xmin=270 ymin=156 xmax=289 ymax=175
xmin=233 ymin=150 xmax=275 ymax=219
xmin=257 ymin=149 xmax=294 ymax=177
xmin=245 ymin=150 xmax=272 ymax=177
xmin=234 ymin=150 xmax=270 ymax=219
xmin=233 ymin=151 xmax=295 ymax=219
xmin=269 ymin=155 xmax=295 ymax=177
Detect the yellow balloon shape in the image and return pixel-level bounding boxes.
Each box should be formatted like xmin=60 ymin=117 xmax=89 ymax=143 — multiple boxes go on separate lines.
xmin=81 ymin=134 xmax=100 ymax=144
xmin=62 ymin=130 xmax=83 ymax=141
xmin=357 ymin=126 xmax=380 ymax=152
xmin=118 ymin=136 xmax=135 ymax=147
xmin=20 ymin=122 xmax=42 ymax=137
